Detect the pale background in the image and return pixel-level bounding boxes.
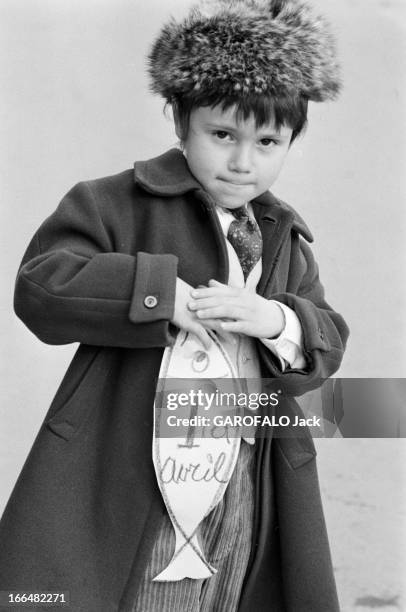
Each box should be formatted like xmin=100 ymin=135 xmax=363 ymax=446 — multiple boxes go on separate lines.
xmin=1 ymin=0 xmax=405 ymax=610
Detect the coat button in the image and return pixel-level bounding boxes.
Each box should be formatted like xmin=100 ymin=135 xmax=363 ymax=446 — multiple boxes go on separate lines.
xmin=318 ymin=328 xmax=325 ymax=341
xmin=144 ymin=295 xmax=158 ymax=309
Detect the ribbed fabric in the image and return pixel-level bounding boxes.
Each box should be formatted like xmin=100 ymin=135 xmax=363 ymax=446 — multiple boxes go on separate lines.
xmin=132 ymin=441 xmax=255 ymax=612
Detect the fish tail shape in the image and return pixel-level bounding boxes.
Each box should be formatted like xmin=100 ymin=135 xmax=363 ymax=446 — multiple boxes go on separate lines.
xmin=152 ymin=532 xmax=217 ymax=581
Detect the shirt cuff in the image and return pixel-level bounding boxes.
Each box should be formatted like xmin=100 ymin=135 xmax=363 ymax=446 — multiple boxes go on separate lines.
xmin=260 ymin=301 xmax=307 ymax=371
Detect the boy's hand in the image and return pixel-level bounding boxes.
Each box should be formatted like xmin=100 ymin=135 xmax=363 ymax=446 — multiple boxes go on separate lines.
xmin=188 ymin=279 xmax=285 ymax=339
xmin=172 ymin=278 xmax=227 ymax=350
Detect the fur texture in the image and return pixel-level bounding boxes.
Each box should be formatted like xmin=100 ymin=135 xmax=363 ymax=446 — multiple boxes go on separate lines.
xmin=148 ymin=0 xmax=341 ymax=103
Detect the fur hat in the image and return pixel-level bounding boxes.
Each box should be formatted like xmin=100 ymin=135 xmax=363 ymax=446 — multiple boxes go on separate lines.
xmin=147 ymin=0 xmax=341 ymax=103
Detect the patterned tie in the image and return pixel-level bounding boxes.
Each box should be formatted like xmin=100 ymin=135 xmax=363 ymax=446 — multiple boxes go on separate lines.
xmin=227 ymin=205 xmax=263 ymax=281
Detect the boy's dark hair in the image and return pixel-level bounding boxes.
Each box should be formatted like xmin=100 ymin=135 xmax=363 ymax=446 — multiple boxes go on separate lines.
xmin=170 ymin=92 xmax=308 ymax=144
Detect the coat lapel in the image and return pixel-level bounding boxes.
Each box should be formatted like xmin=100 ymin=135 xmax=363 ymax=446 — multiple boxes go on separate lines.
xmin=251 ymin=194 xmax=294 ymax=297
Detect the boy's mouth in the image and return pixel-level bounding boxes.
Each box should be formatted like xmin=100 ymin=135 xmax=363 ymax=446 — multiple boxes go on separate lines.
xmin=218 ymin=178 xmax=254 ymax=186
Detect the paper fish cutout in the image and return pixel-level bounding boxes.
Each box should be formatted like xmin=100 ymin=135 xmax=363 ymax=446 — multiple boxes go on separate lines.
xmin=152 ymin=330 xmax=242 ymax=581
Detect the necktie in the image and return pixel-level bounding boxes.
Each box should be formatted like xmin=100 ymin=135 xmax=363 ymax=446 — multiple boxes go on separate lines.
xmin=227 ymin=205 xmax=263 ymax=281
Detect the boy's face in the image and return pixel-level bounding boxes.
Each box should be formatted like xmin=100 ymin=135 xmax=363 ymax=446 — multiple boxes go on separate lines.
xmin=176 ymin=104 xmax=293 ymax=210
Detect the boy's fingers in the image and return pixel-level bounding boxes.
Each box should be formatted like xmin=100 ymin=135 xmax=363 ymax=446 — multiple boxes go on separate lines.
xmin=188 ymin=296 xmax=234 ymax=311
xmin=196 ymin=305 xmax=244 ymax=320
xmin=220 ymin=320 xmax=246 ymax=334
xmin=191 ymin=286 xmax=240 ymax=299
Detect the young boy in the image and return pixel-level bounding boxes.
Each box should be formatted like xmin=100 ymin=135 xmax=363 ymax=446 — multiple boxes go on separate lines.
xmin=0 ymin=0 xmax=349 ymax=610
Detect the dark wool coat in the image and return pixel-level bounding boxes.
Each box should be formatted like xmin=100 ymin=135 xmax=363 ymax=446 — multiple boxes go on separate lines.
xmin=0 ymin=149 xmax=349 ymax=612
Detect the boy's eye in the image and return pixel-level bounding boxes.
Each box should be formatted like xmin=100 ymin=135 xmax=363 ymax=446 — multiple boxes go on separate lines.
xmin=260 ymin=138 xmax=276 ymax=147
xmin=214 ymin=131 xmax=230 ymax=140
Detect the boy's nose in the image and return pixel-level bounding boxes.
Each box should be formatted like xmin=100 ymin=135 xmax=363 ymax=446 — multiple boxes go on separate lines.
xmin=228 ymin=146 xmax=253 ymax=173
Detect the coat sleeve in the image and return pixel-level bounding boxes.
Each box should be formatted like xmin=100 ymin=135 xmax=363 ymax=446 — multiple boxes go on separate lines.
xmin=257 ymin=236 xmax=349 ymax=395
xmin=14 ymin=181 xmax=178 ymax=348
